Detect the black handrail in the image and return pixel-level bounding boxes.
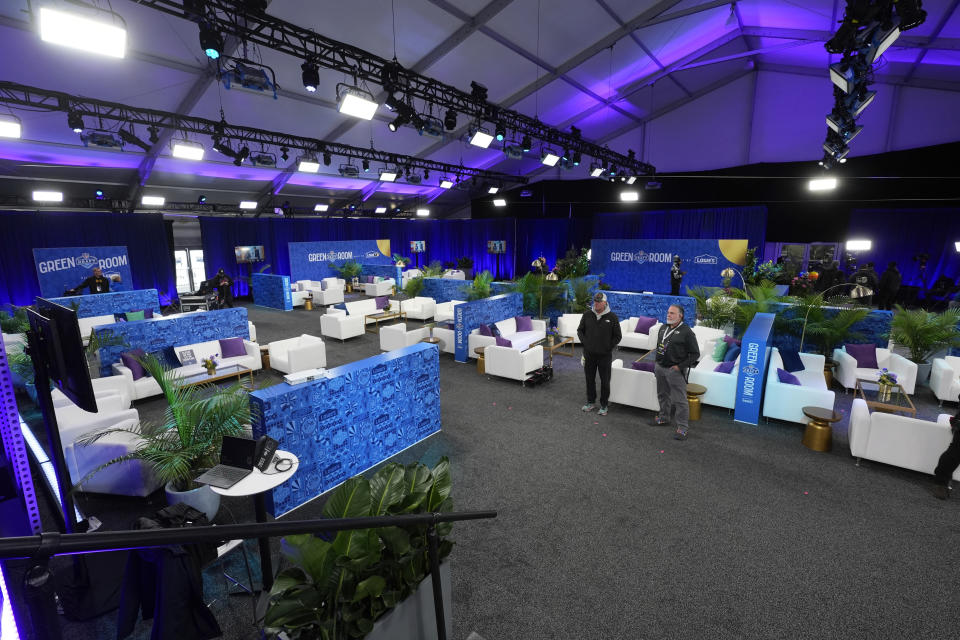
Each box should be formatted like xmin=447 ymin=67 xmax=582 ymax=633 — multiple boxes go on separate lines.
xmin=2 ymin=509 xmax=497 ymax=640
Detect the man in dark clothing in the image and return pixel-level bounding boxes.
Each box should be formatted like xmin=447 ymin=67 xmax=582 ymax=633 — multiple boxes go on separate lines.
xmin=577 ymin=292 xmax=622 ymax=416
xmin=876 ymin=262 xmax=901 ymax=310
xmin=816 ymin=260 xmax=842 ymax=293
xmin=651 ymin=304 xmax=700 ymax=440
xmin=214 ymin=269 xmax=234 ymax=308
xmin=75 ymin=267 xmax=110 ymax=294
xmin=849 ymin=262 xmax=880 ymax=306
xmin=932 ymin=406 xmax=960 ymax=500
xmin=670 ymin=255 xmax=686 ymax=295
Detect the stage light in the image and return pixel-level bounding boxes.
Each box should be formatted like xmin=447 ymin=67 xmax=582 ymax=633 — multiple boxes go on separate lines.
xmin=0 ymin=115 xmax=22 ymax=139
xmin=337 ymin=85 xmax=378 ymax=120
xmin=954 ymin=241 xmax=960 ymax=253
xmin=865 ymin=23 xmax=901 ymax=65
xmin=572 ymin=151 xmax=581 ymax=166
xmin=488 ymin=186 xmax=499 ymax=194
xmin=80 ymin=130 xmax=123 ymax=149
xmin=148 ymin=126 xmax=159 ymax=144
xmin=95 ymin=189 xmax=105 ymax=199
xmin=198 ymin=21 xmax=223 ymax=60
xmin=846 ymin=239 xmax=871 ymax=251
xmin=323 ymin=152 xmax=332 ymax=166
xmin=626 ymin=176 xmax=637 ymax=185
xmin=424 ymin=169 xmax=430 ymax=180
xmin=847 ymin=90 xmax=876 ymax=118
xmin=68 ymin=112 xmax=84 ymax=133
xmin=171 ymin=139 xmax=204 ymax=161
xmin=379 ymin=169 xmax=398 ymax=182
xmin=39 ymin=7 xmax=126 ymax=58
xmin=444 ymin=109 xmax=457 ymax=131
xmin=388 ymin=112 xmax=410 ymax=132
xmin=590 ymin=163 xmax=604 ymax=178
xmin=896 ymin=0 xmax=927 ymax=31
xmin=298 ymin=156 xmax=320 ymax=173
xmin=32 ymin=190 xmax=63 ymax=202
xmin=822 ymin=141 xmax=850 ymax=161
xmin=198 ymin=195 xmax=207 ymax=204
xmin=470 ymin=128 xmax=494 ymax=148
xmin=314 ymin=204 xmax=329 ymax=212
xmin=437 ymin=178 xmax=453 ymax=189
xmin=141 ymin=195 xmax=165 ymax=206
xmin=620 ymin=191 xmax=639 ymax=202
xmin=233 ymin=146 xmax=250 ymax=166
xmin=826 ymin=114 xmax=863 ymax=143
xmin=493 ymin=198 xmax=506 ymax=207
xmin=521 ymin=135 xmax=531 ymax=152
xmin=375 ymin=206 xmax=387 ymax=213
xmin=239 ymin=201 xmax=258 ymax=210
xmin=809 ymin=178 xmax=838 ymax=191
xmin=416 ymin=208 xmax=430 ymax=217
xmin=829 ymin=62 xmax=857 ymax=94
xmin=118 ymin=128 xmax=151 ymax=151
xmin=301 ymin=61 xmax=319 ymax=93
xmin=362 ymin=159 xmax=370 ymax=173
xmin=541 ymin=149 xmax=560 ymax=166
xmin=495 ymin=123 xmax=506 ymax=142
xmin=470 ymin=81 xmax=488 ymax=102
xmin=280 ymin=146 xmax=289 ymax=161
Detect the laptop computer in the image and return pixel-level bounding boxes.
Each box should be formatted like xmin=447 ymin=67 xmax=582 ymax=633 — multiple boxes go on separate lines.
xmin=195 ymin=436 xmax=257 ymax=489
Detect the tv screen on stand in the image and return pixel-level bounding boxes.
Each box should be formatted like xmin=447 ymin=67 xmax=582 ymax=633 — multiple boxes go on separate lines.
xmin=410 ymin=240 xmax=426 ymax=253
xmin=32 ymin=298 xmax=97 ymax=413
xmin=235 ymin=245 xmax=265 ymax=263
xmin=487 ymin=240 xmax=506 ymax=254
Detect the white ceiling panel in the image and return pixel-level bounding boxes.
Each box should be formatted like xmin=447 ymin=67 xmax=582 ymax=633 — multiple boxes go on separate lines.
xmin=736 ymin=0 xmax=835 ymax=31
xmin=427 ymin=31 xmax=532 ymax=103
xmin=749 ymin=71 xmax=835 ymax=164
xmin=890 ymin=86 xmax=960 ymax=150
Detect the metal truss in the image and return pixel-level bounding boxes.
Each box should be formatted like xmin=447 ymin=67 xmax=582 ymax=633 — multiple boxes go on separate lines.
xmin=130 ymin=0 xmax=656 ymax=176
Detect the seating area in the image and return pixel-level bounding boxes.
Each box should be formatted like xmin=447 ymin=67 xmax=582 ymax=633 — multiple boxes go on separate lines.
xmin=833 ymin=344 xmax=918 ymax=394
xmin=762 ymin=348 xmax=836 ymax=424
xmin=930 ymin=355 xmax=960 ymax=406
xmin=618 ymin=316 xmax=662 ymax=351
xmin=483 ymin=344 xmax=543 ymax=383
xmin=468 ymin=316 xmax=546 ymax=358
xmin=267 ymin=334 xmax=326 ymax=373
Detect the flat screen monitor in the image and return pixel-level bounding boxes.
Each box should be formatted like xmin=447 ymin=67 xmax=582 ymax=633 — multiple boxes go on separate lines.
xmin=235 ymin=245 xmax=265 ymax=263
xmin=31 ymin=298 xmax=97 ymax=412
xmin=487 ymin=240 xmax=506 ymax=254
xmin=410 ymin=240 xmax=426 ymax=254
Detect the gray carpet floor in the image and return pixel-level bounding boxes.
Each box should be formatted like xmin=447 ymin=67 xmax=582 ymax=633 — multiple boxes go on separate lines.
xmin=16 ymin=298 xmax=960 ymax=639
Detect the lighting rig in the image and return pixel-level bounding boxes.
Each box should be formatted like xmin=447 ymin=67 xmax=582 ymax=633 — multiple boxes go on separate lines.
xmin=818 ymin=0 xmax=926 ymax=169
xmin=131 ymin=0 xmax=655 ymax=178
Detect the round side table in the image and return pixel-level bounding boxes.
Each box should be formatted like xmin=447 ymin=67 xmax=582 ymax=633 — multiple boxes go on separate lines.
xmin=474 ymin=346 xmax=486 ymax=375
xmin=801 ymin=406 xmax=841 ymax=452
xmin=686 ymin=383 xmax=707 ymax=421
xmin=304 ymin=298 xmax=313 ymax=311
xmin=259 ymin=344 xmax=270 ymax=370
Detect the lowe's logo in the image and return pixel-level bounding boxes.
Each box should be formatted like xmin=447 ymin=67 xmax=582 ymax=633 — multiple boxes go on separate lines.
xmin=693 ymin=254 xmax=718 ymax=265
xmin=741 ymin=364 xmax=760 ymax=377
xmin=365 ymin=250 xmax=381 ymax=258
xmin=77 ymin=252 xmax=99 ymax=268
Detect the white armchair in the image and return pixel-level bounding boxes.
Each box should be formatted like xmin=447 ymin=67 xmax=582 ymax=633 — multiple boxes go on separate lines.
xmin=761 ymin=348 xmax=835 ymax=424
xmin=291 ymin=290 xmax=311 ymax=307
xmin=322 ymin=277 xmax=345 ymax=293
xmin=434 ymin=300 xmax=465 ymax=323
xmin=618 ymin=317 xmax=662 ymax=351
xmin=320 ymin=312 xmax=365 ymax=341
xmin=556 ymin=314 xmax=581 ymax=344
xmin=687 ymin=339 xmax=740 ymax=409
xmin=848 ymin=398 xmax=959 ymax=480
xmin=268 ymin=334 xmax=327 ymax=374
xmin=399 ymin=297 xmax=436 ymax=321
xmin=313 ymin=286 xmax=344 ymax=306
xmin=609 ymin=359 xmax=659 ymax=411
xmin=379 ymin=323 xmax=430 ymax=351
xmin=484 ymin=345 xmax=543 ymax=383
xmin=833 ymin=345 xmax=918 ymax=394
xmin=930 ymin=356 xmax=960 ymax=406
xmin=363 ymin=278 xmax=396 ymax=296
xmin=431 ymin=327 xmax=456 ymax=354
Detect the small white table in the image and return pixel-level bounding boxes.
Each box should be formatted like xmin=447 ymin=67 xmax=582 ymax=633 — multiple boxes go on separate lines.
xmin=210 ymin=449 xmax=299 ymax=590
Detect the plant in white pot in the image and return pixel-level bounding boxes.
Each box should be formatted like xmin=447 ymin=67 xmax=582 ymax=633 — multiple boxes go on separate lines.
xmin=262 ymin=458 xmax=453 ymax=640
xmin=890 ymin=305 xmax=960 ymax=386
xmin=75 ymin=354 xmax=251 ymax=520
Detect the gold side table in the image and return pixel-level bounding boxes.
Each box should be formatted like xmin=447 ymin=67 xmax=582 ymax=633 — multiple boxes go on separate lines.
xmin=474 ymin=346 xmax=486 ymax=375
xmin=304 ymin=297 xmax=313 ymax=311
xmin=686 ymin=383 xmax=707 ymax=421
xmin=802 ymin=406 xmax=841 ymax=452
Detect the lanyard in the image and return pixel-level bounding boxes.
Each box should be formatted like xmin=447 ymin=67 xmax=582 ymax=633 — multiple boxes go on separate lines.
xmin=662 ymin=322 xmax=682 ymax=344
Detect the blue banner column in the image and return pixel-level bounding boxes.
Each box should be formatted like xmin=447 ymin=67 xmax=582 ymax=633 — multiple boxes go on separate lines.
xmin=734 ymin=312 xmax=774 ymax=425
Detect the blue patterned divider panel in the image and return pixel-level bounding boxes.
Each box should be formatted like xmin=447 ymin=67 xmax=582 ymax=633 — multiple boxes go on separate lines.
xmin=604 ymin=292 xmax=698 ymax=328
xmin=251 ymin=273 xmax=292 ymax=311
xmin=95 ymin=308 xmax=250 ymax=376
xmin=421 ymin=277 xmax=471 ymax=303
xmin=454 ymin=293 xmax=523 ymax=362
xmin=249 ymin=342 xmax=441 ymax=517
xmin=47 ymin=289 xmax=161 ymax=318
xmin=361 ymin=265 xmax=400 ymax=280
xmin=767 ymin=304 xmax=892 ymax=352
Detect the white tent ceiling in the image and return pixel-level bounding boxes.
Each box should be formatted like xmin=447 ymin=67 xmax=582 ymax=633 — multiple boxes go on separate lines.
xmin=0 ymin=0 xmax=958 ymax=216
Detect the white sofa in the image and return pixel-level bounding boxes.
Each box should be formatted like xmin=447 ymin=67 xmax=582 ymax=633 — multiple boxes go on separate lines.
xmin=78 ymin=314 xmax=117 ymax=344
xmin=442 ymin=270 xmax=466 ymax=280
xmin=556 ymin=313 xmax=582 ymax=344
xmin=687 ymin=338 xmax=741 ymax=409
xmin=380 ymin=323 xmax=430 ymax=352
xmin=619 ymin=317 xmax=663 ymax=351
xmin=321 ymin=310 xmax=365 ymax=341
xmin=434 ymin=300 xmax=465 ymax=323
xmin=761 ymin=348 xmax=835 ymax=424
xmin=291 ymin=290 xmax=311 ymax=308
xmin=112 ymin=337 xmax=261 ymax=400
xmin=848 ymin=398 xmax=959 ymax=480
xmin=833 ymin=345 xmax=918 ymax=394
xmin=268 ymin=334 xmax=326 ymax=374
xmin=930 ymin=356 xmax=960 ymax=406
xmin=484 ymin=344 xmax=543 ymax=383
xmin=401 ymin=269 xmax=422 ymax=288
xmin=362 ymin=278 xmax=396 ymax=297
xmin=399 ymin=296 xmax=436 ymax=321
xmin=609 ymin=359 xmax=659 ymax=411
xmin=468 ymin=317 xmax=547 ymax=359
xmin=691 ymin=325 xmax=725 ymax=362
xmin=345 ymin=298 xmax=400 ymax=324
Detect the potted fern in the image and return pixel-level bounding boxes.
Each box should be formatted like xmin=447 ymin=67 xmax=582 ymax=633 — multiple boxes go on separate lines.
xmin=330 ymin=260 xmax=364 ymax=293
xmin=890 ymin=306 xmax=960 ymax=386
xmin=403 ymin=275 xmax=425 ymax=299
xmin=463 ymin=270 xmax=494 ymax=301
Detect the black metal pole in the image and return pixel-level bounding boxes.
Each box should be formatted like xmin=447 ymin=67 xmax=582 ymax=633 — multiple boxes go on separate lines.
xmin=22 ymin=561 xmax=62 ymax=640
xmin=426 ymin=520 xmax=447 ymax=640
xmin=253 ymin=493 xmax=273 ymax=591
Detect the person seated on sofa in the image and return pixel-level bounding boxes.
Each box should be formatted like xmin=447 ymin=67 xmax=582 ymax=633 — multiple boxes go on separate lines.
xmin=932 ymin=400 xmax=960 ymax=500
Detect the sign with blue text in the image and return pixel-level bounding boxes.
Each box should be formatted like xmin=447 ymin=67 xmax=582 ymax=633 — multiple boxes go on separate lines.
xmin=288 ymin=240 xmax=393 ymax=282
xmin=33 ymin=246 xmax=133 ymax=297
xmin=590 ymin=239 xmax=747 ymax=294
xmin=734 ymin=312 xmax=774 ymax=426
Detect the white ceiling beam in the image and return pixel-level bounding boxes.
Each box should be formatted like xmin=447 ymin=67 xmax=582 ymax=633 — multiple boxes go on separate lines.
xmin=740 ymin=26 xmax=960 ymax=51
xmin=903 ymin=0 xmax=960 ymax=82
xmin=758 ymin=62 xmax=960 ymax=94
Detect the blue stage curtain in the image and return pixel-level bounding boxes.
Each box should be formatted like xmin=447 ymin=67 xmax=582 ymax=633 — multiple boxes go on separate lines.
xmin=0 ymin=211 xmax=176 ymax=307
xmin=848 ymin=208 xmax=960 ymax=288
xmin=593 ymin=206 xmax=768 ymax=252
xmin=516 ymin=219 xmax=576 ymax=275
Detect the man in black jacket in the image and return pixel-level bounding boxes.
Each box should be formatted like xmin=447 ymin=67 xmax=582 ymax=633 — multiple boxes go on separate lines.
xmin=214 ymin=268 xmax=234 ymax=308
xmin=876 ymin=261 xmax=901 ymax=310
xmin=577 ymin=292 xmax=622 ymax=416
xmin=651 ymin=304 xmax=700 ymax=440
xmin=670 ymin=255 xmax=685 ymax=295
xmin=74 ymin=267 xmax=110 ymax=294
xmin=932 ymin=405 xmax=960 ymax=500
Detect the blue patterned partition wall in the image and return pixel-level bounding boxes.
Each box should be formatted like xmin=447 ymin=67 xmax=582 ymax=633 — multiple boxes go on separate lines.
xmin=47 ymin=289 xmax=161 ymax=318
xmin=94 ymin=308 xmax=250 ymax=376
xmin=251 ymin=273 xmax=292 ymax=311
xmin=604 ymin=292 xmax=698 ymax=328
xmin=249 ymin=342 xmax=441 ymax=517
xmin=454 ymin=293 xmax=523 ymax=362
xmin=766 ymin=304 xmax=892 ymax=351
xmin=420 ymin=277 xmax=471 ymax=303
xmin=360 ymin=265 xmax=400 ymax=280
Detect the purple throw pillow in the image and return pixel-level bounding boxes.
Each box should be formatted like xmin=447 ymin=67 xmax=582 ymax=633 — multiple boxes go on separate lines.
xmin=375 ymin=296 xmax=388 ymax=310
xmin=714 ymin=360 xmax=736 ymax=374
xmin=120 ymin=349 xmax=147 ymax=380
xmin=631 ymin=360 xmax=655 ymax=372
xmin=495 ymin=336 xmax=512 ymax=347
xmin=219 ymin=337 xmax=246 ymax=358
xmin=515 ymin=315 xmax=533 ymax=332
xmin=478 ymin=323 xmax=493 ymax=337
xmin=634 ymin=316 xmax=657 ymax=335
xmin=777 ymin=368 xmax=801 ymax=385
xmin=845 ymin=343 xmax=878 ymax=369
xmin=723 ymin=335 xmax=741 ymax=347
xmin=143 ymin=308 xmax=154 ymax=319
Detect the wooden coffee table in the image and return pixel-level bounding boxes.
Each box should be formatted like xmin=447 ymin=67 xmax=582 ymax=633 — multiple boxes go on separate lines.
xmin=801 ymin=406 xmax=841 ymax=452
xmin=180 ymin=364 xmax=254 ymax=389
xmin=546 ymin=336 xmax=575 ymax=358
xmin=855 ymin=378 xmax=916 ymax=417
xmin=364 ymin=310 xmax=406 ymax=333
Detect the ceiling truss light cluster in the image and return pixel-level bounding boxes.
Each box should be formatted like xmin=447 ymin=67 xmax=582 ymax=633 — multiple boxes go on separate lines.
xmin=298 ymin=155 xmax=320 ymax=173
xmin=301 ymin=61 xmax=319 ymax=93
xmin=0 ymin=114 xmax=22 ymax=139
xmin=171 ymin=139 xmax=204 ymax=161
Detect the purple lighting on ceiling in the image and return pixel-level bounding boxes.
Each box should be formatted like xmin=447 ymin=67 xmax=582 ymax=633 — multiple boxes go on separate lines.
xmin=0 ymin=141 xmax=142 ymax=169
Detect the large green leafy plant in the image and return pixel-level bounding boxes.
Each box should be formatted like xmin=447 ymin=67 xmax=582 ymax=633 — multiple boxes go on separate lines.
xmin=890 ymin=306 xmax=960 ymax=364
xmin=402 ymin=275 xmax=424 ymax=298
xmin=567 ymin=277 xmax=594 ymax=314
xmin=510 ymin=273 xmax=561 ymax=317
xmin=76 ymin=354 xmax=251 ymax=491
xmin=463 ymin=270 xmax=494 ymax=301
xmin=0 ymin=306 xmax=29 ymax=334
xmin=805 ymin=307 xmax=871 ymax=360
xmin=421 ymin=261 xmax=444 ymax=278
xmin=553 ymin=248 xmax=590 ymax=280
xmin=329 ymin=260 xmax=364 ymax=281
xmin=263 ymin=458 xmax=453 ymax=640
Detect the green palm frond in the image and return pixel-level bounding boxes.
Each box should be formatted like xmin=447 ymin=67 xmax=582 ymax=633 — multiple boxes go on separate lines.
xmin=890 ymin=306 xmax=960 ymax=363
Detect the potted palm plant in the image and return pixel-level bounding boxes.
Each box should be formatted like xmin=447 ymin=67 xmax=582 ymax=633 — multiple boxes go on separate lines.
xmin=330 ymin=260 xmax=364 ymax=293
xmin=804 ymin=307 xmax=871 ymax=387
xmin=403 ymin=275 xmax=425 ymax=299
xmin=890 ymin=305 xmax=960 ymax=386
xmin=463 ymin=270 xmax=494 ymax=301
xmin=456 ymin=256 xmax=474 ymax=280
xmin=75 ymin=354 xmax=251 ymax=520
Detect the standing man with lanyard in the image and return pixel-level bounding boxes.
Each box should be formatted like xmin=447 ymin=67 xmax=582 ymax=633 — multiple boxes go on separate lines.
xmin=670 ymin=255 xmax=686 ymax=295
xmin=577 ymin=292 xmax=622 ymax=416
xmin=74 ymin=266 xmax=111 ymax=294
xmin=652 ymin=304 xmax=700 ymax=440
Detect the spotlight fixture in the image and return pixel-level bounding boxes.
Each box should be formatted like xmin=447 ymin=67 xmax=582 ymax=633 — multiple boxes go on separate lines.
xmin=39 ymin=6 xmax=126 ymax=58
xmin=239 ymin=200 xmax=258 ymax=210
xmin=212 ymin=137 xmax=236 ymax=158
xmin=68 ymin=112 xmax=84 ymax=133
xmin=375 ymin=206 xmax=387 ymax=214
xmin=198 ymin=195 xmax=207 ymax=204
xmin=379 ymin=169 xmax=398 ymax=182
xmin=521 ymin=135 xmax=532 ymax=152
xmin=572 ymin=151 xmax=582 ymax=166
xmin=626 ymin=176 xmax=637 ymax=185
xmin=250 ymin=151 xmax=277 ymax=167
xmin=829 ymin=62 xmax=859 ymax=94
xmin=0 ymin=115 xmax=22 ymax=139
xmin=336 ymin=84 xmax=378 ymax=120
xmin=488 ymin=186 xmax=499 ymax=194
xmin=470 ymin=81 xmax=488 ymax=102
xmin=846 ymin=239 xmax=871 ymax=251
xmin=495 ymin=123 xmax=506 ymax=142
xmin=300 ymin=61 xmax=319 ymax=93
xmin=32 ymin=190 xmax=63 ymax=202
xmin=406 ymin=172 xmax=423 ymax=185
xmin=338 ymin=163 xmax=359 ymax=177
xmin=439 ymin=178 xmax=454 ymax=189
xmin=297 ymin=155 xmax=320 ymax=173
xmin=896 ymin=0 xmax=927 ymax=31
xmin=148 ymin=126 xmax=159 ymax=144
xmin=444 ymin=109 xmax=457 ymax=131
xmin=620 ymin=191 xmax=639 ymax=202
xmin=323 ymin=151 xmax=332 ymax=166
xmin=469 ymin=127 xmax=494 ymax=149
xmin=493 ymin=198 xmax=506 ymax=207
xmin=80 ymin=130 xmax=123 ymax=149
xmin=416 ymin=208 xmax=430 ymax=217
xmin=589 ymin=163 xmax=604 ymax=178
xmin=198 ymin=21 xmax=223 ymax=60
xmin=280 ymin=146 xmax=289 ymax=161
xmin=314 ymin=204 xmax=329 ymax=212
xmin=846 ymin=90 xmax=876 ymax=118
xmin=388 ymin=112 xmax=410 ymax=132
xmin=117 ymin=128 xmax=151 ymax=151
xmin=826 ymin=114 xmax=863 ymax=142
xmin=955 ymin=241 xmax=960 ymax=253
xmin=171 ymin=139 xmax=204 ymax=161
xmin=141 ymin=195 xmax=165 ymax=206
xmin=362 ymin=159 xmax=370 ymax=173
xmin=541 ymin=148 xmax=560 ymax=167
xmin=423 ymin=169 xmax=430 ymax=180
xmin=95 ymin=189 xmax=105 ymax=199
xmin=808 ymin=178 xmax=838 ymax=191
xmin=233 ymin=145 xmax=250 ymax=166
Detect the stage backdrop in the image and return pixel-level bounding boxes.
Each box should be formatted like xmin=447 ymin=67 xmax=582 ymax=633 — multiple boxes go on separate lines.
xmin=288 ymin=239 xmax=393 ymax=282
xmin=33 ymin=246 xmax=133 ymax=298
xmin=590 ymin=239 xmax=748 ymax=294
